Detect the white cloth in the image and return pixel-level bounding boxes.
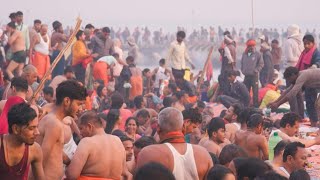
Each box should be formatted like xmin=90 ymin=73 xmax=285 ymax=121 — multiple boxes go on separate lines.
xmin=164 ymin=143 xmax=199 ymax=180
xmin=278 ymin=167 xmax=290 ymax=178
xmin=97 ymin=56 xmax=116 ymax=65
xmin=167 ymin=40 xmax=192 ymax=70
xmin=63 ymin=136 xmax=77 ymax=160
xmin=113 ymin=46 xmax=124 ymax=77
xmin=285 ymin=25 xmax=304 ymax=67
xmin=34 ymin=33 xmax=50 ymax=55
xmin=232 ymin=122 xmax=241 ymax=130
xmin=154 ymin=66 xmax=170 ymax=88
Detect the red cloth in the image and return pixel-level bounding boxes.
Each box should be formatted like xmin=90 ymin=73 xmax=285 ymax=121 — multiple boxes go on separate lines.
xmin=246 ymin=39 xmax=256 ymax=46
xmin=93 ymin=62 xmax=109 ymax=86
xmin=0 ymin=96 xmax=25 ymax=134
xmin=296 ymin=46 xmax=316 ymax=71
xmin=258 ymin=84 xmax=277 ymax=102
xmin=160 ymin=131 xmax=186 ymax=143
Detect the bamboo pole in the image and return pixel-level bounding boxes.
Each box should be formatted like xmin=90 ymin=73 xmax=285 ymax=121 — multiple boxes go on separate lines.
xmin=197 ymin=45 xmax=214 ymax=91
xmin=30 ymin=17 xmax=82 ymax=103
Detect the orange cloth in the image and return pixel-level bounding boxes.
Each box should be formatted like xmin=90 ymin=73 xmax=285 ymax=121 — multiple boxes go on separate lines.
xmin=77 ymin=176 xmax=114 ymax=180
xmin=85 ymin=96 xmax=92 ymax=110
xmin=72 ymin=40 xmax=90 ymax=66
xmin=187 ymin=95 xmax=197 ymax=104
xmin=246 ymin=39 xmax=256 ymax=47
xmin=160 ymin=131 xmax=186 ymax=143
xmin=129 ymin=76 xmax=143 ymax=101
xmin=93 ymin=62 xmax=109 ymax=86
xmin=32 ymin=51 xmax=50 ymax=79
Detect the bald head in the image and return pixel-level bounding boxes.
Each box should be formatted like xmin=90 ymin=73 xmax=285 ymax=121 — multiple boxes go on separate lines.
xmin=158 ymin=107 xmax=183 ymax=132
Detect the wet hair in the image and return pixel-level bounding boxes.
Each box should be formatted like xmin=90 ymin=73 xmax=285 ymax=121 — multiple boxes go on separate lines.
xmin=207 ymin=165 xmax=234 ymax=180
xmin=207 ymin=117 xmax=225 ymax=138
xmin=274 ymin=140 xmax=290 ymax=157
xmin=159 ymin=58 xmax=165 ymax=65
xmin=303 ymin=34 xmax=315 ymax=43
xmin=8 ymin=103 xmax=37 ymax=134
xmin=239 ymin=108 xmax=263 ymax=125
xmin=112 ymin=129 xmax=126 ymax=137
xmin=231 ymin=103 xmax=243 ymax=119
xmin=219 ymin=144 xmax=248 ymax=166
xmin=256 ymin=171 xmax=288 ymax=180
xmin=135 ymin=162 xmax=175 ymax=180
xmin=11 ymin=77 xmax=28 ymax=92
xmin=236 ymin=158 xmax=272 ymax=180
xmin=289 ymin=169 xmax=310 ymax=180
xmin=283 ymin=142 xmax=305 ymax=162
xmin=80 ymin=111 xmax=103 ymax=127
xmin=96 ymin=85 xmax=106 ymax=97
xmin=283 ymin=67 xmax=299 ymax=79
xmin=134 ymin=136 xmax=157 ymax=149
xmin=271 ymin=39 xmax=279 ymax=44
xmin=55 ymin=80 xmax=87 ymax=105
xmin=105 ymin=109 xmax=120 ymax=134
xmin=162 ymin=97 xmax=173 ymax=108
xmin=209 ymin=152 xmax=220 ymax=165
xmin=76 ymin=30 xmax=84 ymax=40
xmin=134 ymin=95 xmax=144 ymax=109
xmin=168 ymin=83 xmax=177 ymax=93
xmin=177 ymin=31 xmax=186 ymax=38
xmin=102 ymin=27 xmax=111 ymax=33
xmin=34 ymin=19 xmax=41 ymax=25
xmin=120 ymin=135 xmax=134 ymax=143
xmin=247 ymin=114 xmax=263 ymax=129
xmin=110 ymin=92 xmax=124 ymax=109
xmin=7 ymin=22 xmax=16 ymax=29
xmin=136 ymin=109 xmax=150 ymax=119
xmin=64 ymin=66 xmax=74 ymax=74
xmin=223 ymin=31 xmax=231 ymax=36
xmin=226 ymin=70 xmax=240 ymax=77
xmin=182 ymin=108 xmax=202 ymax=124
xmin=280 ymin=112 xmax=300 ymax=128
xmin=43 ymin=86 xmax=54 ymax=97
xmin=94 ymin=79 xmax=104 ymax=86
xmin=85 ymin=24 xmax=94 ymax=29
xmin=125 ymin=117 xmax=139 ymax=128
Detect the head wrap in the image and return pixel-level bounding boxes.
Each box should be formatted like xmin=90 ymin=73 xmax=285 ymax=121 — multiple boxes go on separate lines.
xmin=246 ymin=39 xmax=256 ymax=47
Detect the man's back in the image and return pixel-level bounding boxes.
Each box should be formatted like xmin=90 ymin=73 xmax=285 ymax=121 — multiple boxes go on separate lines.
xmin=73 ymin=134 xmax=125 ymax=179
xmin=137 ymin=143 xmax=212 ymax=180
xmin=235 ymin=131 xmax=268 ymax=159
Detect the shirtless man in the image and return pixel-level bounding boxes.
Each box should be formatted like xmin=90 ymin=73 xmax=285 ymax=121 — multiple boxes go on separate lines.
xmin=6 ymin=22 xmax=26 ymax=80
xmin=137 ymin=107 xmax=213 ymax=180
xmin=36 ymin=80 xmax=87 ymax=180
xmin=0 ymin=103 xmax=45 ymax=180
xmin=224 ymin=103 xmax=242 ymax=143
xmin=200 ymin=117 xmax=227 ymax=156
xmin=235 ymin=114 xmax=268 ymax=160
xmin=51 ymin=21 xmax=69 ymax=78
xmin=66 ymin=111 xmax=132 ymax=180
xmin=269 ymin=112 xmax=320 ymax=147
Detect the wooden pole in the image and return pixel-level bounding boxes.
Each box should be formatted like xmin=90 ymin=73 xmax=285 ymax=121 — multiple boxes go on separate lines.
xmin=197 ymin=45 xmax=214 ymax=91
xmin=30 ymin=17 xmax=82 ymax=103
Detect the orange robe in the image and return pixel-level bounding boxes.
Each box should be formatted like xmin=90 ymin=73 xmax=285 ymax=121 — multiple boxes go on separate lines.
xmin=129 ymin=76 xmax=143 ymax=101
xmin=93 ymin=62 xmax=109 ymax=86
xmin=32 ymin=51 xmax=50 ymax=79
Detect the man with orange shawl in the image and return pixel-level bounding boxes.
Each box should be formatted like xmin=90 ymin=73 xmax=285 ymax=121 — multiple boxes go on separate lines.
xmin=29 ymin=24 xmax=52 ymax=79
xmin=72 ymin=30 xmax=96 ymax=84
xmin=93 ymin=55 xmax=116 ymax=86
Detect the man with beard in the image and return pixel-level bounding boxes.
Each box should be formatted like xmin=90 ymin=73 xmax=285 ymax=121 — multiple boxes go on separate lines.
xmin=0 ymin=103 xmax=45 ymax=180
xmin=36 ymin=80 xmax=87 ymax=180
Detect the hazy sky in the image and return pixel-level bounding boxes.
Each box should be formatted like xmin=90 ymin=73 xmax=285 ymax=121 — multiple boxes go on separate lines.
xmin=1 ymin=0 xmax=320 ymax=31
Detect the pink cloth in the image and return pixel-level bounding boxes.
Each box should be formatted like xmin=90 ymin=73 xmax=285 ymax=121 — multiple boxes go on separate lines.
xmin=104 ymin=109 xmax=133 ymax=131
xmin=0 ymin=96 xmax=25 ymax=134
xmin=296 ymin=46 xmax=316 ymax=71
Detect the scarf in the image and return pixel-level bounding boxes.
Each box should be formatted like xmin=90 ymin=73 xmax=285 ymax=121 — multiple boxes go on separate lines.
xmin=296 ymin=46 xmax=316 ymax=71
xmin=160 ymin=131 xmax=186 ymax=144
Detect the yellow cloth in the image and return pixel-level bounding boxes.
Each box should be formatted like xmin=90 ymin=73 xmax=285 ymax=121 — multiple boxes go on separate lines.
xmin=259 ymin=90 xmax=281 ymax=109
xmin=184 ymin=67 xmax=191 ymax=81
xmin=72 ymin=40 xmax=90 ymax=66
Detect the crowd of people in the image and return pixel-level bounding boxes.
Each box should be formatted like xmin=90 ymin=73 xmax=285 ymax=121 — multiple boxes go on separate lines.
xmin=1 ymin=10 xmax=320 ymax=180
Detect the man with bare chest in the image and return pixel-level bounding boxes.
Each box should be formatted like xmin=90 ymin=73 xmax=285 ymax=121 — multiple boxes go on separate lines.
xmin=5 ymin=22 xmax=26 ymax=80
xmin=66 ymin=111 xmax=132 ymax=180
xmin=36 ymin=80 xmax=87 ymax=179
xmin=235 ymin=114 xmax=268 ymax=160
xmin=51 ymin=21 xmax=69 ymax=78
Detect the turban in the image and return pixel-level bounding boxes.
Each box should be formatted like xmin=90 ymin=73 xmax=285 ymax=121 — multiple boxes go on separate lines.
xmin=246 ymin=39 xmax=256 ymax=47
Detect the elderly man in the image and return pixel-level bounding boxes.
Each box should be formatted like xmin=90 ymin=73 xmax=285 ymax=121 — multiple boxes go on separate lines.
xmin=137 ymin=107 xmax=213 ymax=180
